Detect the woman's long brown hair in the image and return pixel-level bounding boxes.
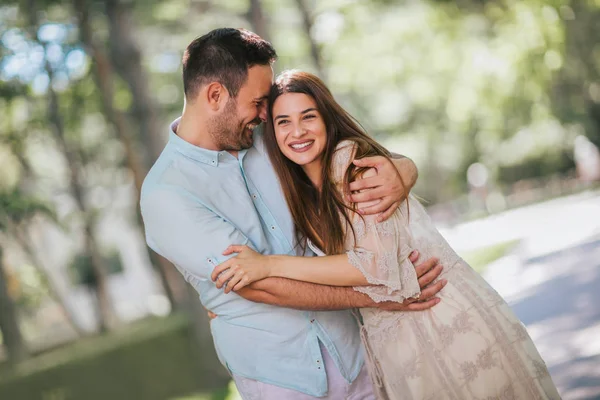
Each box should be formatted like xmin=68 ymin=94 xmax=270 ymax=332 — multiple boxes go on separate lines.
xmin=264 ymin=70 xmax=404 ymax=255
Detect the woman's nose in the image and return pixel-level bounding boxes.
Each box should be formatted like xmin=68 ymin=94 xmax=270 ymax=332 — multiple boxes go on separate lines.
xmin=292 ymin=124 xmax=306 ymax=137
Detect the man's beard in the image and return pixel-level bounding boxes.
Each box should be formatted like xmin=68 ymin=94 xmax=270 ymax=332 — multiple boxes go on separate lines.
xmin=209 ymin=99 xmax=259 ymax=151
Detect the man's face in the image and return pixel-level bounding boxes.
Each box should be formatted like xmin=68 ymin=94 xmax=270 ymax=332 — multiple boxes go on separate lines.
xmin=210 ymin=64 xmax=273 ymax=151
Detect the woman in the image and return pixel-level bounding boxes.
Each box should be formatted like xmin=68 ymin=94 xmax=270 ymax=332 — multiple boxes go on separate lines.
xmin=211 ymin=70 xmax=560 ymax=399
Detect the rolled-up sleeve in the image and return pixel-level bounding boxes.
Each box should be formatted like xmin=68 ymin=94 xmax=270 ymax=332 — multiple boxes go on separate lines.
xmin=141 ymin=186 xmax=252 ymax=284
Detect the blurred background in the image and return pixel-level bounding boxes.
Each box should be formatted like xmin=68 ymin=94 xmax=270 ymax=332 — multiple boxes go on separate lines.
xmin=0 ymin=0 xmax=599 ymax=399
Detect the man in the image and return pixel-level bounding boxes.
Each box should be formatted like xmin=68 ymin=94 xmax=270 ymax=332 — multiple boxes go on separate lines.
xmin=141 ymin=28 xmax=445 ymax=399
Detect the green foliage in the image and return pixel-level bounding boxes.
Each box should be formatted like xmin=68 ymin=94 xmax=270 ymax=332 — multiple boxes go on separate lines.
xmin=13 ymin=262 xmax=50 ymax=312
xmin=1 ymin=0 xmax=598 ymax=204
xmin=68 ymin=250 xmax=124 ymax=287
xmin=0 ymin=314 xmax=229 ymax=400
xmin=0 ymin=189 xmax=57 ymax=231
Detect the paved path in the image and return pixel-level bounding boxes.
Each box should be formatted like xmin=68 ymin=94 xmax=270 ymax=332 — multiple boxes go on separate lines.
xmin=440 ymin=190 xmax=600 ymax=400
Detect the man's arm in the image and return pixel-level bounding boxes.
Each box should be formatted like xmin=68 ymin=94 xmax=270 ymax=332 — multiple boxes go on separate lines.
xmin=142 ymin=186 xmax=443 ymax=312
xmin=237 ymin=252 xmax=445 ymax=311
xmin=349 ymin=153 xmax=418 ymax=221
xmin=391 ymin=153 xmax=418 ymax=191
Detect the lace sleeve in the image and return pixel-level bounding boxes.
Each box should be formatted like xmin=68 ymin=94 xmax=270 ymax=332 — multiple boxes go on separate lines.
xmin=332 ymin=140 xmax=421 ymax=303
xmin=348 ymin=210 xmax=422 ymax=303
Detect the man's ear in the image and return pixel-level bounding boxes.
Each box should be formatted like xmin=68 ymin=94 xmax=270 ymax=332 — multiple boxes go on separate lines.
xmin=205 ymin=82 xmax=230 ymax=111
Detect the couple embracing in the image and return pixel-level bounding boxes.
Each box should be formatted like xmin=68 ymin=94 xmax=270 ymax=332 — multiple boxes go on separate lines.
xmin=141 ymin=28 xmax=560 ymax=399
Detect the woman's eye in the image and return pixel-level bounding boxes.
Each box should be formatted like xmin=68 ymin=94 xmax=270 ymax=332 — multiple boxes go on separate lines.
xmin=277 ymin=119 xmax=289 ymax=126
xmin=303 ymin=114 xmax=316 ymax=120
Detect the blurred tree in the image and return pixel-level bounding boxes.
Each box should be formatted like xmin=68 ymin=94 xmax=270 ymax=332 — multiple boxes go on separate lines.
xmin=21 ymin=0 xmax=118 ymax=333
xmin=0 ymin=245 xmax=28 ymax=364
xmin=105 ymin=0 xmax=165 ymax=167
xmin=72 ymin=0 xmax=186 ymax=310
xmin=0 ymin=189 xmax=59 ymax=364
xmin=293 ymin=0 xmax=326 ymax=79
xmin=0 ymin=84 xmax=86 ymax=336
xmin=552 ymin=0 xmax=600 ymax=147
xmin=69 ymin=250 xmax=123 ymax=288
xmin=248 ymin=0 xmax=270 ymax=42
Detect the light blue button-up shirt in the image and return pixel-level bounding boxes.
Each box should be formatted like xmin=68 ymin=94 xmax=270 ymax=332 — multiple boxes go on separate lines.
xmin=140 ymin=119 xmax=364 ymax=397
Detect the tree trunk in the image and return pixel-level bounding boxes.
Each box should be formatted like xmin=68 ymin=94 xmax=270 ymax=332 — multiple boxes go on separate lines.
xmin=104 ymin=0 xmax=165 ymax=168
xmin=73 ymin=0 xmax=187 ymax=310
xmin=293 ymin=0 xmax=326 ymax=79
xmin=25 ymin=0 xmax=116 ymax=334
xmin=44 ymin=56 xmax=116 ymax=333
xmin=13 ymin=227 xmax=85 ymax=337
xmin=83 ymin=228 xmax=115 ymax=333
xmin=248 ymin=0 xmax=270 ymax=42
xmin=5 ymin=101 xmax=85 ymax=337
xmin=0 ymin=247 xmax=28 ymax=364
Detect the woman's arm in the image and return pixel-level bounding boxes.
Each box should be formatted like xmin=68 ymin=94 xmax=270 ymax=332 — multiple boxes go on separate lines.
xmin=269 ymin=253 xmax=369 ymax=286
xmin=211 ymin=245 xmax=370 ymax=293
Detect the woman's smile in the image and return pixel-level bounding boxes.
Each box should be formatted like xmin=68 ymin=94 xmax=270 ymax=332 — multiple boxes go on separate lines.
xmin=289 ymin=139 xmax=315 ymax=152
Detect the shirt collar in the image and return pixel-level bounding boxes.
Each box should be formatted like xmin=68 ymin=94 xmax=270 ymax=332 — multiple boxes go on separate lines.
xmin=168 ymin=117 xmax=224 ymax=166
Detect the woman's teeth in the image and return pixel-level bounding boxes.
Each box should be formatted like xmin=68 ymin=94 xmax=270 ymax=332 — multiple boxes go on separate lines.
xmin=291 ymin=141 xmax=313 ymax=149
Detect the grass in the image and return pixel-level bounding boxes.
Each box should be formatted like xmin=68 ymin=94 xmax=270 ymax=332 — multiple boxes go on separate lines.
xmin=170 ymin=381 xmax=240 ymax=400
xmin=0 ymin=313 xmax=189 ymax=382
xmin=460 ymin=239 xmax=520 ymax=274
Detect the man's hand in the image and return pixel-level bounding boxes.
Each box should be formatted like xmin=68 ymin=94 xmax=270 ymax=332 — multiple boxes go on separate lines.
xmin=377 ymin=250 xmax=446 ymax=311
xmin=349 ymin=156 xmax=409 ymax=222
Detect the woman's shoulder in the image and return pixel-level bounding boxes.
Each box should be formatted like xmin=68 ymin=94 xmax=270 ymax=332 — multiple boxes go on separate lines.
xmin=333 ymin=140 xmax=358 ymax=163
xmin=331 ymin=140 xmax=358 ymax=182
xmin=334 ymin=139 xmax=357 ymax=153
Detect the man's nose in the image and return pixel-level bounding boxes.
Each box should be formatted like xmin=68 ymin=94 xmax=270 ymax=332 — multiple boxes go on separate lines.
xmin=259 ymin=105 xmax=267 ymax=122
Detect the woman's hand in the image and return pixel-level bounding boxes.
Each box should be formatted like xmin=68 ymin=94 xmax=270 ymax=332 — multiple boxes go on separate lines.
xmin=211 ymin=245 xmax=272 ymax=293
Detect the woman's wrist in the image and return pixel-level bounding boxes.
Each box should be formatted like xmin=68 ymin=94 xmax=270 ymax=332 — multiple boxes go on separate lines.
xmin=266 ymin=255 xmax=282 ymax=278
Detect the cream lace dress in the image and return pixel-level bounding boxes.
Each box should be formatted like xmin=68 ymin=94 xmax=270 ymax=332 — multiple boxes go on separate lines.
xmin=319 ymin=140 xmax=561 ymax=400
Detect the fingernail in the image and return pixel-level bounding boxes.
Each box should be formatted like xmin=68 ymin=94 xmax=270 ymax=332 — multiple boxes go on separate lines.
xmin=435 ymin=298 xmax=441 ymax=304
xmin=442 ymin=279 xmax=448 ymax=286
xmin=411 ymin=250 xmax=419 ymax=257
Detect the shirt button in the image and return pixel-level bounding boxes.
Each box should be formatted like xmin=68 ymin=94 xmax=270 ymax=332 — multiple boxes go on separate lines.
xmin=252 ymin=194 xmax=257 ymax=199
xmin=271 ymin=226 xmax=275 ymax=230
xmin=310 ymin=319 xmax=315 ymax=323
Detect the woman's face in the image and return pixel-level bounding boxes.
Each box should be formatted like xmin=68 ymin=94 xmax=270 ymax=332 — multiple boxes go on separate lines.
xmin=272 ymin=92 xmax=328 ymax=167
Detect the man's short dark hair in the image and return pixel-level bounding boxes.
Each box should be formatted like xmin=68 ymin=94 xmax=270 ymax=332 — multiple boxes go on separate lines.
xmin=182 ymin=28 xmax=277 ymax=100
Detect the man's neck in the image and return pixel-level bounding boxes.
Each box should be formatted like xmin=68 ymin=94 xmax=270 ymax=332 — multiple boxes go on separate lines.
xmin=177 ymin=109 xmax=220 ymax=151
xmin=177 ymin=106 xmax=240 ymax=158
